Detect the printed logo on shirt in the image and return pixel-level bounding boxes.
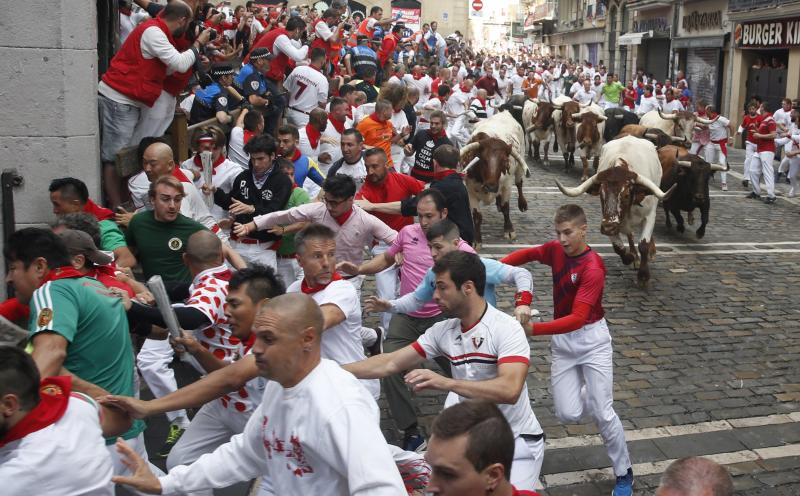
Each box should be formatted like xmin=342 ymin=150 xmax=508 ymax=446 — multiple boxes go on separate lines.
xmin=250 ymin=80 xmax=260 ymax=90
xmin=218 ymin=97 xmax=228 ymax=107
xmin=41 ymin=382 xmax=63 ymax=396
xmin=37 ymin=308 xmax=53 ymax=328
xmin=262 ymin=189 xmax=273 ymax=200
xmin=471 ymin=335 xmax=484 ymax=349
xmin=426 ymin=140 xmax=434 ymax=148
xmin=168 ymin=237 xmax=183 ymax=251
xmin=571 ymin=273 xmax=578 ymax=284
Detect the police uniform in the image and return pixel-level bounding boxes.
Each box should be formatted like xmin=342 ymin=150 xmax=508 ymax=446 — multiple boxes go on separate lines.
xmin=349 ymin=38 xmax=378 ymax=81
xmin=189 ymin=65 xmax=237 ymax=125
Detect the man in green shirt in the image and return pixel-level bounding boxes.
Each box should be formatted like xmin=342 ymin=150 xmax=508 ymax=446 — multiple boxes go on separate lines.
xmin=126 ymin=175 xmax=208 ymax=283
xmin=49 ymin=177 xmax=137 ymax=268
xmin=601 ymin=73 xmax=625 ymax=110
xmin=3 ymin=226 xmax=148 ymax=478
xmin=274 ymin=159 xmax=310 ymax=287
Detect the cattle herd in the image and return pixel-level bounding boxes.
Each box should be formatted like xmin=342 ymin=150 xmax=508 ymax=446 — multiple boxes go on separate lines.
xmin=465 ymin=97 xmax=729 ymax=286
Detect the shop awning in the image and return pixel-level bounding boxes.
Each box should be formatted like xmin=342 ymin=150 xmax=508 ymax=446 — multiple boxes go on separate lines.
xmin=618 ymin=31 xmax=652 ymax=45
xmin=672 ymin=35 xmax=726 ymax=49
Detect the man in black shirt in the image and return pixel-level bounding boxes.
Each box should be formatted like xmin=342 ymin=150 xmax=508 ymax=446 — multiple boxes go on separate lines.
xmin=404 ymin=110 xmax=452 ymax=182
xmin=216 ymin=134 xmax=292 ymax=268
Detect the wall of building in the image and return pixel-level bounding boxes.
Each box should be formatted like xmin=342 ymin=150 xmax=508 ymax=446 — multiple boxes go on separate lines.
xmin=0 ymin=0 xmax=100 ymax=290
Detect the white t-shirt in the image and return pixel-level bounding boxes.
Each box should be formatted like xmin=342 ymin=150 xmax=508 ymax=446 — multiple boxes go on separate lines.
xmin=287 ymin=279 xmax=379 ymax=398
xmin=708 ymin=115 xmax=731 ymax=141
xmin=637 ymin=95 xmax=661 ymax=115
xmin=228 ymin=127 xmax=250 ymax=167
xmin=511 ymin=74 xmax=525 ymax=95
xmin=0 ymin=394 xmax=114 ymax=495
xmin=181 ymin=156 xmax=245 ymax=221
xmin=403 ymin=74 xmax=432 ymax=104
xmin=412 ymin=304 xmax=543 ymax=438
xmin=573 ymin=88 xmax=597 ymax=105
xmin=285 ymin=65 xmax=329 ymax=113
xmin=773 ymin=108 xmax=792 ymax=132
xmin=662 ymin=99 xmax=685 ymax=113
xmin=319 ymin=116 xmax=353 ymax=167
xmin=569 ymin=81 xmax=583 ymax=97
xmin=390 ymin=109 xmax=410 ymax=167
xmin=332 ymin=156 xmax=367 ymax=189
xmin=180 ymin=265 xmax=238 ymax=364
xmin=159 ymin=359 xmax=406 ymax=495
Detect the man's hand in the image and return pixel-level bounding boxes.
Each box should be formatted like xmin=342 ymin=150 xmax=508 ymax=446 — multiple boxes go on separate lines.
xmin=320 ymin=136 xmax=339 ymax=146
xmin=355 ymin=198 xmax=374 ymax=211
xmin=201 ymin=183 xmax=217 ymax=196
xmin=318 ymin=152 xmax=332 ymax=163
xmin=196 ymin=28 xmax=213 ymax=46
xmin=394 ymin=253 xmax=404 ymax=266
xmin=336 ymin=261 xmax=360 ymax=276
xmin=514 ymin=305 xmax=531 ymax=326
xmin=111 ymin=439 xmax=163 ymax=494
xmin=135 ymin=290 xmax=155 ymax=306
xmin=403 ymin=143 xmax=413 ymax=155
xmin=109 ymin=287 xmax=133 ymax=311
xmin=115 ymin=209 xmax=134 ymax=228
xmin=172 ymin=330 xmax=202 ymax=355
xmin=405 ymin=369 xmax=452 ymax=393
xmin=232 ymin=222 xmax=253 ymax=238
xmin=97 ymin=395 xmax=153 ymax=420
xmin=364 ymin=296 xmax=391 ymax=313
xmin=229 ymin=199 xmax=255 ymax=216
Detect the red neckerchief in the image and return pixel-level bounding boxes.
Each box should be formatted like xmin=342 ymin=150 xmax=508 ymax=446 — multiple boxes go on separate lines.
xmin=459 ymin=83 xmax=470 ymax=93
xmin=300 ymin=272 xmax=342 ymax=294
xmin=172 ymin=167 xmax=190 ymax=183
xmin=119 ymin=6 xmax=132 ymax=16
xmin=243 ymin=129 xmax=256 ymax=145
xmin=193 ymin=153 xmax=226 ymax=173
xmin=0 ymin=376 xmax=71 ymax=448
xmin=346 ymin=107 xmax=353 ymax=120
xmin=435 ymin=168 xmax=462 ymax=181
xmin=476 ymin=97 xmax=487 ymax=109
xmin=288 ymin=148 xmax=302 ymax=162
xmin=369 ymin=112 xmax=387 ymax=123
xmin=243 ymin=333 xmax=256 ymax=354
xmin=437 ymin=96 xmax=448 ymax=105
xmin=328 ymin=115 xmax=346 ymax=134
xmin=429 ymin=128 xmax=447 ymax=140
xmin=413 ymin=72 xmax=425 ymax=80
xmin=41 ymin=266 xmax=84 ymax=285
xmin=334 ymin=207 xmax=354 ymax=226
xmin=305 ymin=123 xmax=321 ymax=149
xmin=82 ymin=199 xmax=114 ymax=221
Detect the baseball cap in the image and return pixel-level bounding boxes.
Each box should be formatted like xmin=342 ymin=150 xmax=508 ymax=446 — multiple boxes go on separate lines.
xmin=58 ymin=229 xmax=113 ymax=266
xmin=249 ymin=47 xmax=274 ymax=61
xmin=210 ymin=64 xmax=235 ymax=79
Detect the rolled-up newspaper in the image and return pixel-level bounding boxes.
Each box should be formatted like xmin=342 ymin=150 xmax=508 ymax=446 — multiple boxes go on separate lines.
xmin=146 ymin=275 xmax=183 ymax=344
xmin=0 ymin=315 xmax=28 ymax=347
xmin=200 ymin=150 xmax=214 ymax=209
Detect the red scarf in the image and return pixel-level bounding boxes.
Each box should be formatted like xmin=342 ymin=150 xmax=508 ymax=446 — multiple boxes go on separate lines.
xmin=0 ymin=376 xmax=71 ymax=448
xmin=346 ymin=107 xmax=353 ymax=120
xmin=328 ymin=115 xmax=346 ymax=134
xmin=300 ymin=272 xmax=342 ymax=294
xmin=42 ymin=266 xmax=84 ymax=284
xmin=172 ymin=167 xmax=190 ymax=183
xmin=243 ymin=129 xmax=256 ymax=146
xmin=413 ymin=72 xmax=425 ymax=80
xmin=369 ymin=112 xmax=387 ymax=124
xmin=288 ymin=148 xmax=302 ymax=162
xmin=476 ymin=97 xmax=486 ymax=109
xmin=429 ymin=128 xmax=447 ymax=140
xmin=193 ymin=153 xmax=226 ymax=173
xmin=334 ymin=207 xmax=354 ymax=225
xmin=459 ymin=83 xmax=470 ymax=93
xmin=435 ymin=168 xmax=463 ymax=181
xmin=82 ymin=199 xmax=114 ymax=221
xmin=305 ymin=123 xmax=321 ymax=149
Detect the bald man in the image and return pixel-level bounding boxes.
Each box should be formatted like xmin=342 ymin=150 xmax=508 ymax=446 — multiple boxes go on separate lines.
xmin=113 ymin=293 xmax=408 ymax=495
xmin=656 ymin=457 xmax=733 ymax=496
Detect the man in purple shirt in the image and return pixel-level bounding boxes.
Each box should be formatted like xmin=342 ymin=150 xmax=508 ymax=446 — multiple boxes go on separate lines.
xmin=337 ymin=188 xmax=473 ymax=453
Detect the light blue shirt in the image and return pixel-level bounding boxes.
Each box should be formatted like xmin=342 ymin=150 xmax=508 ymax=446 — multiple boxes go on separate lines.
xmin=414 ymin=258 xmax=513 ymax=307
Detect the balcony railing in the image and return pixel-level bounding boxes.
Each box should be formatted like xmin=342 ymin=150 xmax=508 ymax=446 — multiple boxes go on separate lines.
xmin=728 ymin=0 xmax=784 ymax=11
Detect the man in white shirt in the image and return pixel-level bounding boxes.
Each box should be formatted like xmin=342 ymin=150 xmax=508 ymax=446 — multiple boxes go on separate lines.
xmin=319 ymin=97 xmax=353 ymax=171
xmin=403 ymin=64 xmax=433 ymax=105
xmin=425 ymin=22 xmax=447 ymax=66
xmin=495 ymin=65 xmax=512 ymax=102
xmin=327 ymin=129 xmax=368 ymax=189
xmin=636 ymin=85 xmax=661 ymax=116
xmin=344 ymin=250 xmax=545 ymax=491
xmin=773 ymin=98 xmax=794 ymax=181
xmin=285 ymin=47 xmax=330 ymax=127
xmin=573 ymin=79 xmax=597 ymax=106
xmin=569 ymin=74 xmax=585 ymax=97
xmin=445 ymin=79 xmax=473 ymax=148
xmin=661 ymin=91 xmax=685 ymax=113
xmin=111 ymin=293 xmax=407 ymax=495
xmin=704 ymin=105 xmax=734 ymax=191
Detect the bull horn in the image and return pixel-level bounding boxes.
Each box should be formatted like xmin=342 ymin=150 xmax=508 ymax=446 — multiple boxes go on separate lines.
xmin=644 ymin=132 xmax=659 ymax=139
xmin=512 ymin=105 xmax=524 ymax=110
xmin=579 ymin=102 xmax=591 ymax=108
xmin=614 ymin=114 xmax=624 ymax=119
xmin=525 ymin=124 xmax=537 ymax=133
xmin=459 ymin=142 xmax=480 ymax=157
xmin=695 ymin=114 xmax=720 ymax=125
xmin=571 ymin=112 xmax=582 ymax=119
xmin=555 ymin=176 xmax=597 ymax=197
xmin=658 ymin=109 xmax=679 ymax=121
xmin=510 ymin=149 xmax=529 ymax=175
xmin=634 ymin=174 xmax=675 ymax=200
xmin=670 ymin=136 xmax=687 ymax=143
xmin=710 ymin=163 xmax=728 ymax=172
xmin=461 ymin=156 xmax=481 ymax=174
xmin=597 ymin=114 xmax=607 ymax=121
xmin=677 ymin=160 xmax=693 ymax=167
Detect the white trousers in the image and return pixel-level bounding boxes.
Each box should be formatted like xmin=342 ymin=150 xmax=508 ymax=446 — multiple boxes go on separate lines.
xmin=550 ymin=319 xmax=631 ymax=477
xmin=130 ymin=90 xmax=176 ymax=145
xmin=276 ymin=257 xmax=303 ymax=289
xmin=232 ymin=240 xmax=277 ymax=270
xmin=509 ymin=435 xmax=546 ymax=491
xmin=743 ymin=141 xmax=757 ymax=180
xmin=136 ymin=338 xmax=188 ymax=423
xmin=750 ymin=150 xmax=776 ymax=198
xmin=788 ymin=157 xmax=800 ymax=195
xmin=286 ymin=108 xmax=310 ymax=127
xmin=704 ymin=143 xmax=727 ymax=184
xmin=776 ymin=137 xmax=793 ymax=174
xmin=372 ymin=242 xmax=399 ymax=330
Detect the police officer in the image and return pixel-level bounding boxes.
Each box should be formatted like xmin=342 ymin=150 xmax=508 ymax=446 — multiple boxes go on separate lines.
xmin=346 ymin=34 xmax=378 ymax=81
xmin=189 ymin=65 xmax=239 ymax=125
xmin=233 ymin=48 xmax=280 ymax=134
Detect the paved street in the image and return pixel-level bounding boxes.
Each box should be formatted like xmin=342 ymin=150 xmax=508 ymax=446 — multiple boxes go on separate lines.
xmin=141 ymin=145 xmax=800 ymax=495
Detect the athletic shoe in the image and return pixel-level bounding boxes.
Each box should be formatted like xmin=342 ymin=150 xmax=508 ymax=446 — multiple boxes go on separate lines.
xmin=721 ymin=182 xmax=728 ymax=191
xmin=367 ymin=327 xmax=384 ymax=356
xmin=403 ymin=433 xmax=427 ymax=453
xmin=786 ymin=177 xmax=792 ymax=184
xmin=742 ymin=179 xmax=750 ymax=187
xmin=746 ymin=192 xmax=759 ymax=199
xmin=612 ymin=467 xmax=634 ymax=496
xmin=764 ymin=196 xmax=777 ymax=204
xmin=157 ymin=423 xmax=186 ymax=458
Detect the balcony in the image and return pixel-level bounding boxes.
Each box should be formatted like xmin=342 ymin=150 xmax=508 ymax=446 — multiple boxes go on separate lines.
xmin=530 ymin=1 xmax=557 ymax=23
xmin=728 ymin=0 xmax=785 ymax=11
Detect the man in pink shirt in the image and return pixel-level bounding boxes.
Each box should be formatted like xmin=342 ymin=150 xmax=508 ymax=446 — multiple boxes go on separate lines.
xmin=337 ymin=188 xmax=475 ymax=453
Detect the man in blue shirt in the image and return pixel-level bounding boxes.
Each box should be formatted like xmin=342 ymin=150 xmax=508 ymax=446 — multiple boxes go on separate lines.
xmin=189 ymin=65 xmax=239 ymax=125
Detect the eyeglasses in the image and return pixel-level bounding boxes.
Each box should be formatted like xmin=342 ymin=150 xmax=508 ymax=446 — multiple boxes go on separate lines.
xmin=323 ymin=196 xmax=349 ymax=207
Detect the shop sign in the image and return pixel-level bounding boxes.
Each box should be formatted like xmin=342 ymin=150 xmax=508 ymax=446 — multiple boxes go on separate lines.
xmin=735 ymin=18 xmax=800 ymax=48
xmin=633 ymin=17 xmax=670 ymax=35
xmin=682 ymin=10 xmax=723 ymax=32
xmin=391 ymin=7 xmax=421 ymax=33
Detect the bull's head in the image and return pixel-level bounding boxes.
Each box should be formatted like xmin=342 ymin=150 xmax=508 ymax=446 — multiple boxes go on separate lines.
xmin=677 ymin=158 xmax=728 ymax=204
xmin=528 ymin=102 xmax=555 ymax=133
xmin=555 ymin=159 xmax=675 ymax=236
xmin=561 ymin=101 xmax=581 ymax=129
xmin=658 ymin=109 xmax=716 ymax=144
xmin=460 ymin=134 xmax=526 ymax=194
xmin=575 ymin=112 xmax=607 ymax=149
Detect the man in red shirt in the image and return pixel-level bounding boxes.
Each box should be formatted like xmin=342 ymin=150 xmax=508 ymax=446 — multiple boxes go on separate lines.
xmin=378 ymin=24 xmax=403 ymax=74
xmin=501 ymin=204 xmax=634 ymax=496
xmin=475 ymin=66 xmax=500 ymax=102
xmin=355 ymin=147 xmax=425 ymax=330
xmin=748 ymin=103 xmax=778 ymax=203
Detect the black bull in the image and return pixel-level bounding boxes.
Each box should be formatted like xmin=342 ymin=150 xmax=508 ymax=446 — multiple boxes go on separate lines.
xmin=603 ymin=108 xmax=640 ymax=143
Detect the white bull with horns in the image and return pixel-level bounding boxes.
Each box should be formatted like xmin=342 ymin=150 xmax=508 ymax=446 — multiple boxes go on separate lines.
xmin=460 ymin=110 xmax=529 ymax=249
xmin=639 ymin=109 xmax=719 ymax=144
xmin=555 ymin=135 xmax=676 ymax=286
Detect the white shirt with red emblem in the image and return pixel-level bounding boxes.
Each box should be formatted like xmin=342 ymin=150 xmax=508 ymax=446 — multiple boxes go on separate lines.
xmin=287 ymin=279 xmax=379 ymax=399
xmin=412 ymin=304 xmax=543 ymax=438
xmin=0 ymin=393 xmax=114 ymax=495
xmin=160 ymin=359 xmax=405 ymax=495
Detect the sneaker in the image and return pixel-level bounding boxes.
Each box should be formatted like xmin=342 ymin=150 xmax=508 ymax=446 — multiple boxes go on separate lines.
xmin=612 ymin=467 xmax=634 ymax=496
xmin=787 ymin=177 xmax=792 ymax=184
xmin=403 ymin=433 xmax=427 ymax=453
xmin=746 ymin=192 xmax=759 ymax=199
xmin=742 ymin=179 xmax=750 ymax=187
xmin=367 ymin=327 xmax=384 ymax=356
xmin=764 ymin=196 xmax=777 ymax=204
xmin=721 ymin=182 xmax=728 ymax=191
xmin=157 ymin=423 xmax=186 ymax=458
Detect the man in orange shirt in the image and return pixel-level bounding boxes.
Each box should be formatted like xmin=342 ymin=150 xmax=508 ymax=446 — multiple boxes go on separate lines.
xmin=356 ymin=99 xmax=407 ymax=168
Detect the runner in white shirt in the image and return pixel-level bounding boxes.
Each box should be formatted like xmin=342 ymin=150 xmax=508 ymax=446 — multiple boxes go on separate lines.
xmin=573 ymin=79 xmax=597 ymax=106
xmin=636 ymin=86 xmax=661 ymax=116
xmin=286 ymin=224 xmax=380 ymax=399
xmin=661 ymin=92 xmax=685 ymax=113
xmin=345 ymin=250 xmax=546 ymax=491
xmin=319 ymin=97 xmax=352 ymax=170
xmin=228 ymin=108 xmax=263 ymax=167
xmin=111 ymin=293 xmax=407 ymax=496
xmin=284 ymin=48 xmax=329 ymax=127
xmin=773 ymin=98 xmax=794 ymax=180
xmin=403 ymin=65 xmax=432 ymax=105
xmin=445 ymin=80 xmax=473 ymax=148
xmin=704 ymin=106 xmax=733 ymax=190
xmin=0 ymin=348 xmax=119 ymax=496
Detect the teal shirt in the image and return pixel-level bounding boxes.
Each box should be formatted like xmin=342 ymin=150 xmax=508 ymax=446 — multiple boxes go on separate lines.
xmin=99 ymin=219 xmax=127 ymax=251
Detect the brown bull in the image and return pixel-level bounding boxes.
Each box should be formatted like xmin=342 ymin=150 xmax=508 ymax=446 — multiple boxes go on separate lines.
xmin=575 ymin=111 xmax=606 ymax=180
xmin=554 ymin=100 xmax=581 ymax=170
xmin=526 ymin=101 xmax=556 ymax=165
xmin=616 ymin=124 xmax=685 ymax=148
